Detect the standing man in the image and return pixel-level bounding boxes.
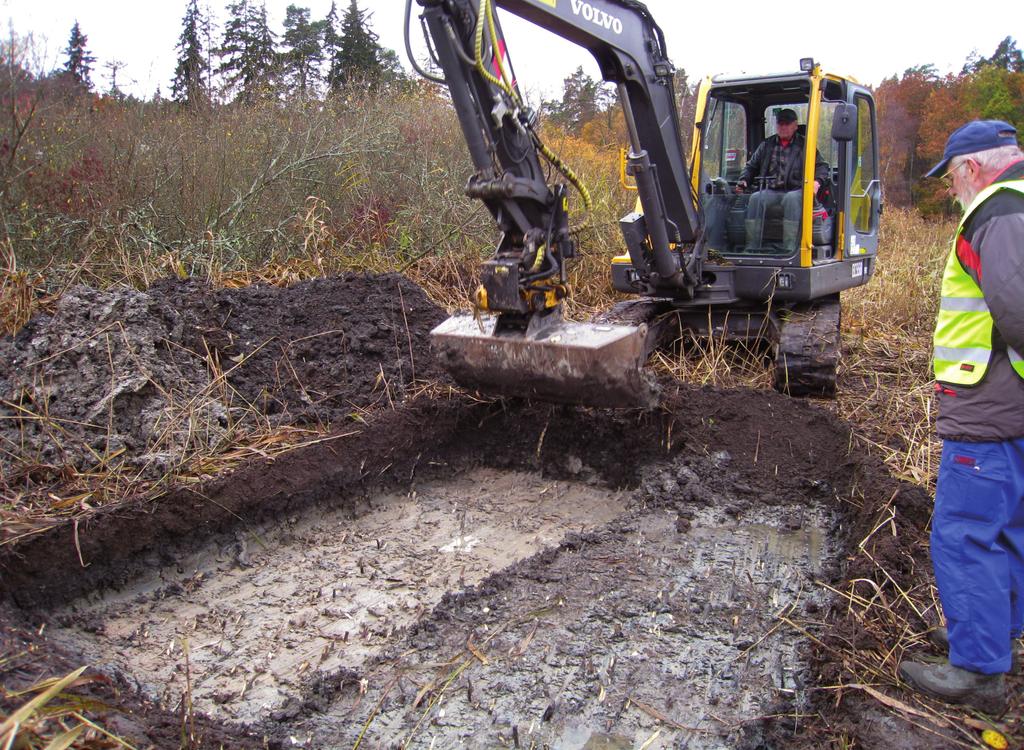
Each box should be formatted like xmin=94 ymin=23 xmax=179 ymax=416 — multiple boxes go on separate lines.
xmin=735 ymin=107 xmax=829 ymax=251
xmin=898 ymin=120 xmax=1024 ymax=714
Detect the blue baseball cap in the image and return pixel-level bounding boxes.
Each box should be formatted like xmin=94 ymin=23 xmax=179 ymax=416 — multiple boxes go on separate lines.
xmin=925 ymin=120 xmax=1018 ymax=178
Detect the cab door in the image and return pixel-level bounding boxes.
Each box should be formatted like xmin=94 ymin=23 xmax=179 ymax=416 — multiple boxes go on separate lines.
xmin=840 ymin=86 xmax=880 ymax=264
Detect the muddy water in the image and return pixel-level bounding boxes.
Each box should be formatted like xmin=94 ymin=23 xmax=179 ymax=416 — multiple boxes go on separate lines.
xmin=46 ymin=458 xmax=837 ymax=749
xmin=296 ymin=495 xmax=835 ymax=749
xmin=49 ymin=468 xmax=627 ymax=722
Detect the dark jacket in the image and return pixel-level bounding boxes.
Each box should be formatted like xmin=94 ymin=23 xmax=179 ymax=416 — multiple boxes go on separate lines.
xmin=739 ymin=132 xmax=830 ymax=191
xmin=936 ymin=159 xmax=1024 ymax=441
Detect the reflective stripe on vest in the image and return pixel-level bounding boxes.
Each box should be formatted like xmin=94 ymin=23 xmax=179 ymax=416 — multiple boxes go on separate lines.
xmin=933 ymin=179 xmax=1024 ymax=386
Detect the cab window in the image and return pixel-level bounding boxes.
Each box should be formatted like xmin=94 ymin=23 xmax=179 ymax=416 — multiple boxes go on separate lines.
xmin=701 ymin=97 xmax=747 ymax=184
xmin=762 ymin=104 xmax=807 ymax=139
xmin=851 ymin=93 xmax=878 ymax=233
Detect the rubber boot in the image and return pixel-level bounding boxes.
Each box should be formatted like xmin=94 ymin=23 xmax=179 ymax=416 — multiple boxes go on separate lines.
xmin=928 ymin=627 xmax=1021 ymax=675
xmin=899 ymin=660 xmax=1007 ymax=714
xmin=783 ymin=219 xmax=800 ymax=253
xmin=744 ymin=219 xmax=760 ymax=250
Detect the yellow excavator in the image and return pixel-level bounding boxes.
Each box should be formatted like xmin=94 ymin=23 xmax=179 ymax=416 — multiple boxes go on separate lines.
xmin=408 ymin=0 xmax=881 ymax=407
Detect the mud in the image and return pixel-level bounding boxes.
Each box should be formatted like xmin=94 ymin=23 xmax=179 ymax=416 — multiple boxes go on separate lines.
xmin=48 ymin=469 xmax=628 ymax=724
xmin=289 ymin=479 xmax=837 ymax=749
xmin=0 ymin=275 xmax=1011 ymax=749
xmin=5 ymin=397 xmax=849 ymax=749
xmin=0 ymin=274 xmax=445 ymax=481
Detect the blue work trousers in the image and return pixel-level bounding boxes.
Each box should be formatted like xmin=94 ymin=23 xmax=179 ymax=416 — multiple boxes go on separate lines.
xmin=932 ymin=437 xmax=1024 ymax=673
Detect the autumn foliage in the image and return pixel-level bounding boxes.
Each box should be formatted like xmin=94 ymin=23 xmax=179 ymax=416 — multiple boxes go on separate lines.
xmin=875 ymin=38 xmax=1023 ymax=213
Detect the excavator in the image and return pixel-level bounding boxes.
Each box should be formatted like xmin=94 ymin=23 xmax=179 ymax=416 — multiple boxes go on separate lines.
xmin=407 ymin=0 xmax=881 ymax=407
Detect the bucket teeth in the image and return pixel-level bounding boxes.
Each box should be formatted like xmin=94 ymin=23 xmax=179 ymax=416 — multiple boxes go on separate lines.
xmin=430 ymin=314 xmax=659 ymax=409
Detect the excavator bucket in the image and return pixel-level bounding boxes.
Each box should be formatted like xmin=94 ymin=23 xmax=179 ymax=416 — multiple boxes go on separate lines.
xmin=430 ymin=313 xmax=659 ymax=409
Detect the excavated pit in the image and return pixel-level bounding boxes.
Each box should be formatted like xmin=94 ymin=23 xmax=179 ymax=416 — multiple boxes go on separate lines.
xmin=4 ymin=395 xmax=851 ymax=749
xmin=1 ymin=274 xmax=949 ymax=748
xmin=48 ymin=468 xmax=630 ymax=723
xmin=54 ymin=477 xmax=833 ymax=748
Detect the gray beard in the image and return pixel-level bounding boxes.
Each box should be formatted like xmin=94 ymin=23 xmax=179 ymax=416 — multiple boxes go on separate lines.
xmin=956 ymin=187 xmax=979 ymax=213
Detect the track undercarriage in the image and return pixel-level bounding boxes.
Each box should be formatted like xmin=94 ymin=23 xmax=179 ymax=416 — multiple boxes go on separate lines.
xmin=593 ymin=293 xmax=842 ymax=398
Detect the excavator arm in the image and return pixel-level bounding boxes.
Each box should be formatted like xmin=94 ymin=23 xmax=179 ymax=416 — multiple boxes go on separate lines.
xmin=414 ymin=0 xmax=703 ymax=407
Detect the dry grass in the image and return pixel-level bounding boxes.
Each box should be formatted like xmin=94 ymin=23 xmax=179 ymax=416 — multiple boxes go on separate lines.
xmin=838 ymin=207 xmax=953 ymax=487
xmin=0 ymin=241 xmax=50 ymax=337
xmin=0 ymin=666 xmax=135 ymax=749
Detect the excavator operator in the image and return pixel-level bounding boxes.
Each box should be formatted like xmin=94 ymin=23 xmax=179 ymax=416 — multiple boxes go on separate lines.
xmin=736 ymin=108 xmax=830 ymax=251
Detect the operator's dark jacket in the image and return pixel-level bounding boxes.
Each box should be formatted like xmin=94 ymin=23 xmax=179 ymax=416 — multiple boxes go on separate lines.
xmin=937 ymin=158 xmax=1024 ymax=441
xmin=739 ymin=133 xmax=830 ymax=191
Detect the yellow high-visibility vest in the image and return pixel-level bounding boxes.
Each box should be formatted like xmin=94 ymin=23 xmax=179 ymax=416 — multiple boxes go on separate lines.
xmin=933 ymin=179 xmax=1024 ymax=385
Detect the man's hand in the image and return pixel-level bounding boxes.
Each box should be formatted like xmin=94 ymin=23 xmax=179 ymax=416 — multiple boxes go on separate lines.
xmin=735 ymin=180 xmax=747 ymax=194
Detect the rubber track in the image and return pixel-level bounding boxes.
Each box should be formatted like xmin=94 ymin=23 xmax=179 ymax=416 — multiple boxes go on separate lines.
xmin=774 ymin=294 xmax=841 ymax=398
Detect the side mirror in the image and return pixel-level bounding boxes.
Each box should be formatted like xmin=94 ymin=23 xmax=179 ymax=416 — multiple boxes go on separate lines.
xmin=831 ymin=103 xmax=857 ymax=142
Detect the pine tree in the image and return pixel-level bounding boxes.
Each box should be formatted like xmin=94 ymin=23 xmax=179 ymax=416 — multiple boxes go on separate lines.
xmin=172 ymin=0 xmax=209 ymax=106
xmin=378 ymin=49 xmax=407 ymax=85
xmin=281 ymin=4 xmax=325 ymax=97
xmin=217 ymin=0 xmax=250 ymax=98
xmin=987 ymin=36 xmax=1024 ymax=73
xmin=104 ymin=59 xmax=126 ymax=100
xmin=544 ymin=67 xmax=603 ymax=133
xmin=322 ymin=1 xmax=341 ymax=84
xmin=63 ymin=21 xmax=96 ymax=90
xmin=246 ymin=2 xmax=278 ymax=92
xmin=329 ymin=0 xmax=382 ymax=89
xmin=964 ymin=37 xmax=1024 ymax=74
xmin=202 ymin=3 xmax=217 ymax=100
xmin=217 ymin=0 xmax=278 ymax=103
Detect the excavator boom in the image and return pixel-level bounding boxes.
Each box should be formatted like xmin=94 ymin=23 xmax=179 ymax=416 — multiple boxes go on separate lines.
xmin=413 ymin=0 xmax=702 ymax=406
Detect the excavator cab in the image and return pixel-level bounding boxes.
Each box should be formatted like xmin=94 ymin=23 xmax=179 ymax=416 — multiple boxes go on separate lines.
xmin=606 ymin=62 xmax=882 ymax=395
xmin=690 ymin=63 xmax=881 ymax=277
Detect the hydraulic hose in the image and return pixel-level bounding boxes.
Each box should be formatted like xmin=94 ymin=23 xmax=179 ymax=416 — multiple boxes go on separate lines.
xmin=473 ymin=0 xmax=593 ymax=221
xmin=473 ymin=0 xmax=517 ymax=101
xmin=405 ymin=0 xmax=446 ymax=84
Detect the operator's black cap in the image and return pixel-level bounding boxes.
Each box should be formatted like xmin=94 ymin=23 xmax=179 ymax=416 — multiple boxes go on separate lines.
xmin=776 ymin=108 xmax=798 ymax=124
xmin=924 ymin=120 xmax=1018 ymax=178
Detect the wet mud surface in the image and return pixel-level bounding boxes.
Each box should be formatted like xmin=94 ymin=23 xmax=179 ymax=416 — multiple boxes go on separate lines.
xmin=0 ymin=274 xmax=1010 ymax=748
xmin=48 ymin=468 xmax=628 ymax=724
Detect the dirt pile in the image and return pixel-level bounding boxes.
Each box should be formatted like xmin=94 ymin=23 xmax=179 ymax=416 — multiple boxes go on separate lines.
xmin=0 ymin=274 xmax=446 ymax=481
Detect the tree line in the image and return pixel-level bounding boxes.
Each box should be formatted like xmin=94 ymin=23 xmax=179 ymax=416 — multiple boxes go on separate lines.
xmin=20 ymin=5 xmax=1024 ymax=213
xmin=57 ymin=0 xmax=404 ymax=104
xmin=876 ymin=37 xmax=1023 ymax=211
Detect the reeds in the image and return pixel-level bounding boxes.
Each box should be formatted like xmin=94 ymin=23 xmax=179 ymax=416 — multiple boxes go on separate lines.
xmin=0 ymin=667 xmax=136 ymax=748
xmin=838 ymin=207 xmax=953 ymax=487
xmin=1 ymin=90 xmax=954 ymax=547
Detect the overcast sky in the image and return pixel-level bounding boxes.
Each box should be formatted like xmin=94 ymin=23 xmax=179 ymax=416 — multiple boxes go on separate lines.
xmin=2 ymin=0 xmax=1020 ymax=103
